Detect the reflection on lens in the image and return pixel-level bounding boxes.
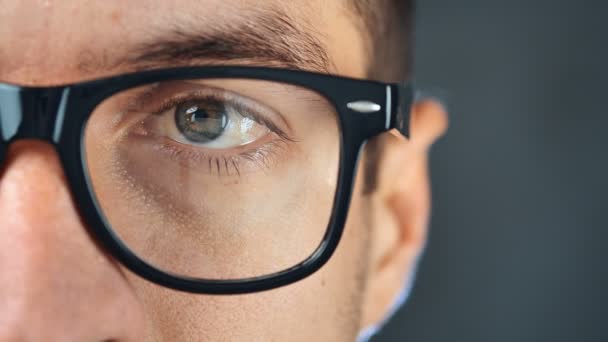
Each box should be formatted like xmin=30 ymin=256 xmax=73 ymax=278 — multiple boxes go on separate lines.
xmin=83 ymin=78 xmax=340 ymax=280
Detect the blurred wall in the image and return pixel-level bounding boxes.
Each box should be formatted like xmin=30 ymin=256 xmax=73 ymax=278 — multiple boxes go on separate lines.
xmin=375 ymin=1 xmax=608 ymax=341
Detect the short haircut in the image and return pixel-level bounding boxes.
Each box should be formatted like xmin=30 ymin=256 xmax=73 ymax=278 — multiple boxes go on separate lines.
xmin=348 ymin=0 xmax=415 ymax=192
xmin=350 ymin=0 xmax=415 ymax=82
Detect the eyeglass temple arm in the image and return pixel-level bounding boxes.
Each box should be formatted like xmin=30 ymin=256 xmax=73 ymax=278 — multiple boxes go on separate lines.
xmin=389 ymin=82 xmax=414 ymax=139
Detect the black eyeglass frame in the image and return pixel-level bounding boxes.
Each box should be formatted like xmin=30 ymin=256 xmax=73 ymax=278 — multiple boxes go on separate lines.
xmin=0 ymin=66 xmax=412 ymax=294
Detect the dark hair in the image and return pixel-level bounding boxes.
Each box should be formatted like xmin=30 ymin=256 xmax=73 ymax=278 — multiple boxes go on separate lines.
xmin=351 ymin=0 xmax=415 ymax=82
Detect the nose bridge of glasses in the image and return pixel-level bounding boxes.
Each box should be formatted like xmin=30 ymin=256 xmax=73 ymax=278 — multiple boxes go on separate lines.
xmin=0 ymin=84 xmax=68 ymax=143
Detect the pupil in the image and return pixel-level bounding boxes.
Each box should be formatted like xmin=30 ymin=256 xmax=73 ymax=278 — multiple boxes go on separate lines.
xmin=175 ymin=100 xmax=228 ymax=142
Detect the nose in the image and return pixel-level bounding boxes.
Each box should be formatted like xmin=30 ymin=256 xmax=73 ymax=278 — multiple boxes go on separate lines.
xmin=0 ymin=141 xmax=145 ymax=341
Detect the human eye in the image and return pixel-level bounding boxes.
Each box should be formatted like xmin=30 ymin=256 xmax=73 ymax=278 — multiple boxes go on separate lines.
xmin=152 ymin=92 xmax=276 ymax=148
xmin=125 ymin=81 xmax=293 ymax=176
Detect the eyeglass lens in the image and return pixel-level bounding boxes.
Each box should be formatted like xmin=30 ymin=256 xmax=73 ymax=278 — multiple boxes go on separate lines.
xmin=83 ymin=78 xmax=340 ymax=280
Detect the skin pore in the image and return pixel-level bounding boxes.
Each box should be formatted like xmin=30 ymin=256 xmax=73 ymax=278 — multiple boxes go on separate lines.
xmin=0 ymin=1 xmax=447 ymax=341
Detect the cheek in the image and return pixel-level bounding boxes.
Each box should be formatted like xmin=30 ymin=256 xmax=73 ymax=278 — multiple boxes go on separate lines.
xmin=123 ymin=185 xmax=370 ymax=342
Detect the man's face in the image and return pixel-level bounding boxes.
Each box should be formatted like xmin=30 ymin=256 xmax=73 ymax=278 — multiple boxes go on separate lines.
xmin=0 ymin=1 xmax=446 ymax=341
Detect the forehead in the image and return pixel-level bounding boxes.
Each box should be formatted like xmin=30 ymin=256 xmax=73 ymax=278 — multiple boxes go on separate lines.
xmin=0 ymin=0 xmax=366 ymax=85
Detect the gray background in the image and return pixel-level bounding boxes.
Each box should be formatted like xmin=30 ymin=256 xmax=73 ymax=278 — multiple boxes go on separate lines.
xmin=375 ymin=1 xmax=608 ymax=341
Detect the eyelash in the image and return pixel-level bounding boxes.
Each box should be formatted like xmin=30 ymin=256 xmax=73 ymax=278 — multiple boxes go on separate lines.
xmin=151 ymin=136 xmax=290 ymax=177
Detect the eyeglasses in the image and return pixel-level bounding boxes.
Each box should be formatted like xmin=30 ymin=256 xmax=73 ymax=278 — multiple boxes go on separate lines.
xmin=0 ymin=66 xmax=412 ymax=294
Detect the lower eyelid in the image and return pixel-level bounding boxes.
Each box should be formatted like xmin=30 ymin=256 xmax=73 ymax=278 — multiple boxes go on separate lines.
xmin=125 ymin=130 xmax=291 ymax=177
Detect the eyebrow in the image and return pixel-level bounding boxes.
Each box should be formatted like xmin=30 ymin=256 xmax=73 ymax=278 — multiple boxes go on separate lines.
xmin=122 ymin=8 xmax=331 ymax=74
